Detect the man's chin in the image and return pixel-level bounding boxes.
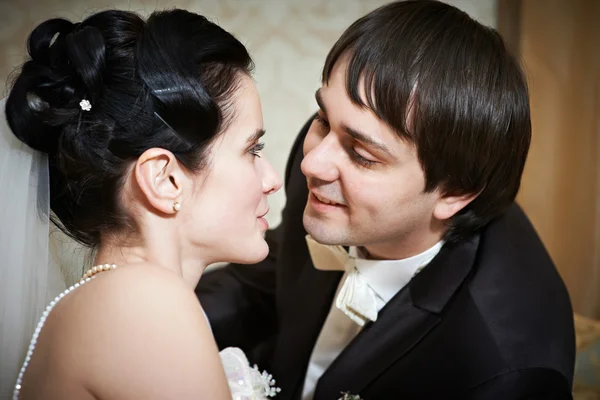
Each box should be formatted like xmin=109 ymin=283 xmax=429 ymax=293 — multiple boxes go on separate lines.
xmin=303 ymin=213 xmax=347 ymax=246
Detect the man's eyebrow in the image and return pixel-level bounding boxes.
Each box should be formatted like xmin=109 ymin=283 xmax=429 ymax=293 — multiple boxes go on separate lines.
xmin=342 ymin=124 xmax=392 ymax=156
xmin=315 ymin=89 xmax=327 ymax=114
xmin=317 ymin=88 xmax=392 ymax=156
xmin=246 ymin=129 xmax=266 ymax=144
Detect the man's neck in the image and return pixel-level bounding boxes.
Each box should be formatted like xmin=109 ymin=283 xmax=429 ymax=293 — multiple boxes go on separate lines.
xmin=361 ymin=231 xmax=444 ymax=261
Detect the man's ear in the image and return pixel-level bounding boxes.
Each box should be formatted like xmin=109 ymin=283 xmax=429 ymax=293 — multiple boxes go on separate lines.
xmin=134 ymin=148 xmax=186 ymax=214
xmin=433 ymin=191 xmax=479 ymax=221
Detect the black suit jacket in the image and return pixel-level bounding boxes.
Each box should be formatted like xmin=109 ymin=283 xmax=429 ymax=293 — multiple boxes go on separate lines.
xmin=197 ymin=117 xmax=575 ymax=399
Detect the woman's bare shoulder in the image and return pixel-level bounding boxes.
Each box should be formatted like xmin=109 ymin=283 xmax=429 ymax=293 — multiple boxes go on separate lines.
xmin=51 ymin=263 xmax=230 ymax=399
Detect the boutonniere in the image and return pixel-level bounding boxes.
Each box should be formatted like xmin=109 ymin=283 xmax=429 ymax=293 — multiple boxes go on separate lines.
xmin=339 ymin=392 xmax=362 ymax=400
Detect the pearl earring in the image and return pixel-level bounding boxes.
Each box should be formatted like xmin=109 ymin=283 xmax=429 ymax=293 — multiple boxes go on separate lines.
xmin=173 ymin=201 xmax=181 ymax=212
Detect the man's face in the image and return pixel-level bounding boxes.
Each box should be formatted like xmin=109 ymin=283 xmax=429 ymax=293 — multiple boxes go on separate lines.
xmin=301 ymin=60 xmax=448 ymax=259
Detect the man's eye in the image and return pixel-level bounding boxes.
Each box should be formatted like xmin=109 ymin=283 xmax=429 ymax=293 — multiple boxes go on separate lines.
xmin=350 ymin=148 xmax=377 ymax=167
xmin=314 ymin=114 xmax=330 ymax=128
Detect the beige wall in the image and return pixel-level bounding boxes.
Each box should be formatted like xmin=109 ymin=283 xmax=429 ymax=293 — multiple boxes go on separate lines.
xmin=514 ymin=0 xmax=600 ymax=317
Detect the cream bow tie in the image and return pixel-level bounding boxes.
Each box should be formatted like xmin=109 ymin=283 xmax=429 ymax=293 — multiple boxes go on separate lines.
xmin=306 ymin=235 xmax=378 ymax=326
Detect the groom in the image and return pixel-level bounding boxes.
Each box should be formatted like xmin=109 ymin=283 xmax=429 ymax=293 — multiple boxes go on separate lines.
xmin=197 ymin=1 xmax=575 ymax=399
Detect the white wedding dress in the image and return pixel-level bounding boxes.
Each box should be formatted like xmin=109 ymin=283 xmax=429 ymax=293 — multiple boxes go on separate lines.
xmin=12 ymin=271 xmax=280 ymax=400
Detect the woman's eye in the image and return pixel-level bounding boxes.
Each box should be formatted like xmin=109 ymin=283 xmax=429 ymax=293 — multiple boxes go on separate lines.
xmin=249 ymin=142 xmax=265 ymax=157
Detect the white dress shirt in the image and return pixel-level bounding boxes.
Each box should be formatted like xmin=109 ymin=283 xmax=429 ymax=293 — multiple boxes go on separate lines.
xmin=301 ymin=241 xmax=444 ymax=400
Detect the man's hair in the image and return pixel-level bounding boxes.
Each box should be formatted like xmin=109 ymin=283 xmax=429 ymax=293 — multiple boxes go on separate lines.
xmin=323 ymin=0 xmax=531 ymax=243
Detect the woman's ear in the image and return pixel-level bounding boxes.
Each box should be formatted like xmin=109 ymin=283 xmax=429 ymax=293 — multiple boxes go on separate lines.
xmin=134 ymin=148 xmax=186 ymax=214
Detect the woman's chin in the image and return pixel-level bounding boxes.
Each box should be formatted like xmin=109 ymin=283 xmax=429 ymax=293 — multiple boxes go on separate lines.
xmin=232 ymin=239 xmax=269 ymax=265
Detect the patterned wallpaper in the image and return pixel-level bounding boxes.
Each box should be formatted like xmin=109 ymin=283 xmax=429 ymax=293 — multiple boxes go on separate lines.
xmin=0 ymin=0 xmax=496 ymax=274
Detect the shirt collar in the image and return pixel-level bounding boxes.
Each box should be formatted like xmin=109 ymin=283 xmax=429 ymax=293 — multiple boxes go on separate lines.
xmin=349 ymin=241 xmax=444 ymax=304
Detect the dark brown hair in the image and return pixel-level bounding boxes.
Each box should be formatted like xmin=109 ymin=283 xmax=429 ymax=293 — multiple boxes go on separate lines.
xmin=323 ymin=0 xmax=531 ymax=242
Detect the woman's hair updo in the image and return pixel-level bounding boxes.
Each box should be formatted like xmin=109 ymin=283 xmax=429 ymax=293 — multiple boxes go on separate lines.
xmin=5 ymin=9 xmax=254 ymax=247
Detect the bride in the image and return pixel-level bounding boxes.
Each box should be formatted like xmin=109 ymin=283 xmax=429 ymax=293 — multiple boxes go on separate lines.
xmin=0 ymin=8 xmax=282 ymax=399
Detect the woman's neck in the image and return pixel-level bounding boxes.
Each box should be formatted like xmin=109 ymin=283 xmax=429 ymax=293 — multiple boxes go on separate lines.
xmin=94 ymin=236 xmax=209 ymax=289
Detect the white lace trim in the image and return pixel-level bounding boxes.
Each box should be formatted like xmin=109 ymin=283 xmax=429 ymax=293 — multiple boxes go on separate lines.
xmin=220 ymin=347 xmax=281 ymax=399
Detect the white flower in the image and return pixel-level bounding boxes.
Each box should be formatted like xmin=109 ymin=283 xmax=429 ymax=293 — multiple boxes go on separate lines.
xmin=251 ymin=364 xmax=282 ymax=398
xmin=79 ymin=99 xmax=92 ymax=111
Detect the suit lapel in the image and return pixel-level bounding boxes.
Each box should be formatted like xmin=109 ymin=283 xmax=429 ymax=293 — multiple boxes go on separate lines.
xmin=271 ymin=257 xmax=343 ymax=400
xmin=314 ymin=235 xmax=481 ymax=399
xmin=313 ymin=286 xmax=438 ymax=399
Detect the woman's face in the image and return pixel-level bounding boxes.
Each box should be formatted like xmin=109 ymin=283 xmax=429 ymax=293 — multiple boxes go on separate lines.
xmin=183 ymin=74 xmax=282 ymax=264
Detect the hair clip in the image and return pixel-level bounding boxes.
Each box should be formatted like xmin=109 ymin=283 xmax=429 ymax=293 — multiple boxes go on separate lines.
xmin=79 ymin=99 xmax=92 ymax=111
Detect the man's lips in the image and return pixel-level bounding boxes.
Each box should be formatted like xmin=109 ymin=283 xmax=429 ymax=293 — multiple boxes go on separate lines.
xmin=311 ymin=191 xmax=346 ymax=206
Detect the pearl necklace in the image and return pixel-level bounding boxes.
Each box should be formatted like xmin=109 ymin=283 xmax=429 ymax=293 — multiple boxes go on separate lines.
xmin=13 ymin=264 xmax=117 ymax=400
xmin=82 ymin=263 xmax=117 ymax=279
